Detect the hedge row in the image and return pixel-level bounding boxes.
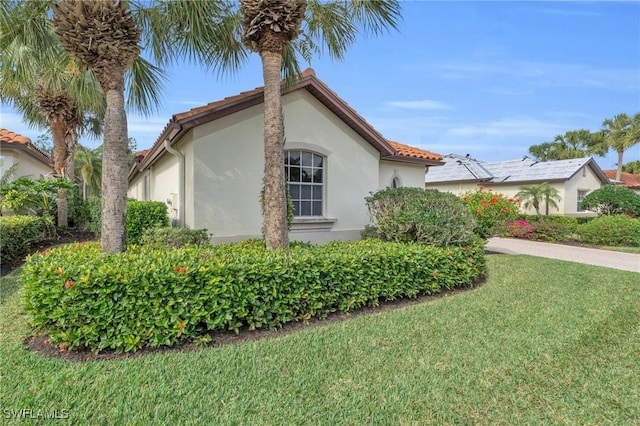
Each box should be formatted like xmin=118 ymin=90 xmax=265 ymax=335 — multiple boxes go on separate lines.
xmin=22 ymin=238 xmax=486 ymax=353
xmin=88 ymin=199 xmax=169 ymax=245
xmin=0 ymin=215 xmax=42 ymax=264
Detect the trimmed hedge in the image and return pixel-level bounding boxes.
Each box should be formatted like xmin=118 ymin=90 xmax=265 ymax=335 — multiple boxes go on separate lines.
xmin=88 ymin=199 xmax=169 ymax=245
xmin=22 ymin=238 xmax=486 ymax=353
xmin=576 ymin=215 xmax=640 ymax=247
xmin=0 ymin=215 xmax=42 ymax=264
xmin=140 ymin=227 xmax=210 ymax=248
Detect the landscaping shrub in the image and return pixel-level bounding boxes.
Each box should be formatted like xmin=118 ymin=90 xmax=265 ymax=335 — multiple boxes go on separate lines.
xmin=364 ymin=187 xmax=475 ymax=246
xmin=140 ymin=227 xmax=210 ymax=248
xmin=580 ymin=185 xmax=640 ymax=217
xmin=0 ymin=215 xmax=42 ymax=264
xmin=22 ymin=238 xmax=486 ymax=353
xmin=460 ymin=187 xmax=520 ymax=239
xmin=541 ymin=215 xmax=579 ymax=232
xmin=498 ymin=219 xmax=572 ymax=242
xmin=576 ymin=215 xmax=640 ymax=246
xmin=88 ymin=199 xmax=169 ymax=244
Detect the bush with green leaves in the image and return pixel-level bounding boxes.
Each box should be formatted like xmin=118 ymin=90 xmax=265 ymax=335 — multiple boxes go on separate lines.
xmin=21 ymin=238 xmax=486 ymax=353
xmin=532 ymin=215 xmax=578 ymax=232
xmin=580 ymin=185 xmax=640 ymax=217
xmin=576 ymin=215 xmax=640 ymax=246
xmin=460 ymin=188 xmax=521 ymax=238
xmin=89 ymin=199 xmax=169 ymax=244
xmin=0 ymin=215 xmax=42 ymax=264
xmin=498 ymin=219 xmax=572 ymax=242
xmin=364 ymin=187 xmax=476 ymax=246
xmin=140 ymin=227 xmax=210 ymax=248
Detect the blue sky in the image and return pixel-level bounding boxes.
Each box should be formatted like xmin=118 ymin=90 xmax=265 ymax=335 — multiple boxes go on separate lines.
xmin=2 ymin=0 xmax=639 ymax=170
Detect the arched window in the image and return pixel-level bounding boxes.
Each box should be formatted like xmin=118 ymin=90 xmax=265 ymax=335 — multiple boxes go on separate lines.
xmin=391 ymin=176 xmax=401 ymax=189
xmin=285 ymin=150 xmax=324 ymax=216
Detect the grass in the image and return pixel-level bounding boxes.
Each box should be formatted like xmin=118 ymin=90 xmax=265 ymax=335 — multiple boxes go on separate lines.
xmin=1 ymin=255 xmax=639 ymax=425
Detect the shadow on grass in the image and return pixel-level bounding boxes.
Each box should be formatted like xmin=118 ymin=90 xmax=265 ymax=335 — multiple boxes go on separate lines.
xmin=0 ymin=269 xmax=21 ymax=304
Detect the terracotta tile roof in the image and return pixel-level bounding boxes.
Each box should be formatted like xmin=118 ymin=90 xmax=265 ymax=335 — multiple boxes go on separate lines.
xmin=134 ymin=149 xmax=150 ymax=160
xmin=604 ymin=170 xmax=640 ymax=188
xmin=389 ymin=141 xmax=442 ymax=161
xmin=0 ymin=127 xmax=51 ymax=166
xmin=0 ymin=128 xmax=32 ymax=145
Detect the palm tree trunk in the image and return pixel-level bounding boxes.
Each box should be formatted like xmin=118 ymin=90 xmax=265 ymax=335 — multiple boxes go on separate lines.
xmin=616 ymin=149 xmax=624 ymax=182
xmin=50 ymin=118 xmax=69 ymax=228
xmin=260 ymin=49 xmax=288 ymax=250
xmin=101 ymin=74 xmax=129 ymax=253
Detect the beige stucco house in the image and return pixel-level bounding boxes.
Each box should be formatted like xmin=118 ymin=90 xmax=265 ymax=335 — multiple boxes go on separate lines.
xmin=128 ymin=69 xmax=443 ymax=243
xmin=0 ymin=128 xmax=52 ymax=180
xmin=604 ymin=170 xmax=640 ymax=195
xmin=425 ymin=154 xmax=610 ymax=217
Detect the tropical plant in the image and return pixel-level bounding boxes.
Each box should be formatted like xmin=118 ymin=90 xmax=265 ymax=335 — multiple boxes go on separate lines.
xmin=592 ymin=113 xmax=640 ymax=182
xmin=622 ymin=160 xmax=640 ymax=174
xmin=515 ymin=182 xmax=562 ymax=221
xmin=580 ymin=185 xmax=640 ymax=217
xmin=239 ymin=0 xmax=401 ymax=249
xmin=528 ymin=129 xmax=603 ymax=161
xmin=460 ymin=187 xmax=520 ymax=238
xmin=74 ymin=146 xmax=102 ymax=200
xmin=52 ymin=0 xmax=143 ymax=253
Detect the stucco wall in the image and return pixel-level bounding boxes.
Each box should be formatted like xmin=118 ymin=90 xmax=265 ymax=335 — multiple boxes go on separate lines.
xmin=379 ymin=160 xmax=426 ymax=189
xmin=189 ymin=90 xmax=383 ymax=242
xmin=0 ymin=151 xmax=51 ymax=179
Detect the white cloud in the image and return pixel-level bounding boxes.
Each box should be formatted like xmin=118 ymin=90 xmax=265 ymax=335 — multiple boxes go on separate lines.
xmin=386 ymin=100 xmax=453 ymax=110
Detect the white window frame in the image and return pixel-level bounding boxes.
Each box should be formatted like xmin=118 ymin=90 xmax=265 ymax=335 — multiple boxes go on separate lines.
xmin=285 ymin=150 xmax=325 ymax=217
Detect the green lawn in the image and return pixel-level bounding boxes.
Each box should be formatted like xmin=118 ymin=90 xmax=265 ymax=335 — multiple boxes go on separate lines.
xmin=1 ymin=255 xmax=638 ymax=425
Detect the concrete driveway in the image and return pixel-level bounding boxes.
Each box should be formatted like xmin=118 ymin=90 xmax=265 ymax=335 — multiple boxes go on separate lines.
xmin=486 ymin=237 xmax=640 ymax=273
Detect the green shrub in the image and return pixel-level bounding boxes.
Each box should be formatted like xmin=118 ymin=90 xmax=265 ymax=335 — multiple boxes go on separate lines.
xmin=460 ymin=188 xmax=521 ymax=239
xmin=364 ymin=187 xmax=475 ymax=246
xmin=0 ymin=215 xmax=42 ymax=264
xmin=126 ymin=200 xmax=169 ymax=245
xmin=140 ymin=227 xmax=210 ymax=248
xmin=88 ymin=199 xmax=169 ymax=244
xmin=541 ymin=215 xmax=579 ymax=232
xmin=21 ymin=238 xmax=486 ymax=353
xmin=576 ymin=215 xmax=640 ymax=246
xmin=580 ymin=185 xmax=640 ymax=217
xmin=498 ymin=219 xmax=572 ymax=242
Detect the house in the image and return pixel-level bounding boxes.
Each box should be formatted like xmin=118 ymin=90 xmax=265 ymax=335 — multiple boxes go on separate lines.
xmin=0 ymin=128 xmax=52 ymax=180
xmin=424 ymin=154 xmax=610 ymax=217
xmin=128 ymin=69 xmax=443 ymax=243
xmin=603 ymin=170 xmax=640 ymax=194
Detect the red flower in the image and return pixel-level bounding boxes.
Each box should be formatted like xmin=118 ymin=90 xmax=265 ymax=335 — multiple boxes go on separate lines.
xmin=481 ymin=202 xmax=488 ymax=209
xmin=478 ymin=185 xmax=484 ymax=190
xmin=59 ymin=343 xmax=67 ymax=351
xmin=173 ymin=266 xmax=187 ymax=273
xmin=55 ymin=267 xmax=63 ymax=276
xmin=462 ymin=196 xmax=467 ymax=201
xmin=508 ymin=198 xmax=514 ymax=202
xmin=502 ymin=207 xmax=510 ymax=213
xmin=64 ymin=280 xmax=74 ymax=289
xmin=476 ymin=210 xmax=482 ymax=216
xmin=491 ymin=198 xmax=497 ymax=205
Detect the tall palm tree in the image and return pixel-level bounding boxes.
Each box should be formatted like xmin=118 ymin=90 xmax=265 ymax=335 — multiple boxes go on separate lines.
xmin=515 ymin=182 xmax=562 ymax=222
xmin=52 ymin=0 xmax=142 ymax=253
xmin=240 ymin=0 xmax=401 ymax=249
xmin=0 ymin=0 xmax=105 ymax=228
xmin=528 ymin=129 xmax=602 ymax=161
xmin=594 ymin=113 xmax=640 ymax=182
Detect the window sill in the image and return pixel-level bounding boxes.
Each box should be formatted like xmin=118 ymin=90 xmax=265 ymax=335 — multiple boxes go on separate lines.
xmin=290 ymin=217 xmax=336 ymax=232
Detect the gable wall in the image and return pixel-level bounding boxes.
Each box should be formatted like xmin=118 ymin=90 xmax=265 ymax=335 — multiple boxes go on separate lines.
xmin=0 ymin=150 xmax=51 ymax=180
xmin=379 ymin=160 xmax=426 ymax=189
xmin=189 ymin=89 xmax=381 ymax=242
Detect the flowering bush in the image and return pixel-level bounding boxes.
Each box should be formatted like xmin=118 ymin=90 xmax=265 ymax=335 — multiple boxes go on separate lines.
xmin=499 ymin=219 xmax=535 ymax=239
xmin=499 ymin=219 xmax=573 ymax=242
xmin=460 ymin=188 xmax=520 ymax=238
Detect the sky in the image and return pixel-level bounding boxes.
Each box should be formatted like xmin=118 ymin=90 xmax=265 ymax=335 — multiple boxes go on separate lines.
xmin=2 ymin=0 xmax=639 ymax=170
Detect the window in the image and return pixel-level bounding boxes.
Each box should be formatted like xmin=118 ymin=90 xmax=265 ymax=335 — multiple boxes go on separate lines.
xmin=577 ymin=190 xmax=588 ymax=212
xmin=285 ymin=150 xmax=324 ymax=217
xmin=391 ymin=176 xmax=401 ymax=188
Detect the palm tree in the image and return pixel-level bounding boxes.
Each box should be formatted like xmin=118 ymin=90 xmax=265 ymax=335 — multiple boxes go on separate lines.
xmin=528 ymin=129 xmax=603 ymax=161
xmin=240 ymin=0 xmax=401 ymax=249
xmin=74 ymin=146 xmax=102 ymax=200
xmin=52 ymin=0 xmax=142 ymax=253
xmin=594 ymin=113 xmax=640 ymax=182
xmin=0 ymin=0 xmax=105 ymax=228
xmin=515 ymin=183 xmax=562 ymax=222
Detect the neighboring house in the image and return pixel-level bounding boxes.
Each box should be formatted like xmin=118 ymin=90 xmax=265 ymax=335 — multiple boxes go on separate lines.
xmin=603 ymin=170 xmax=640 ymax=194
xmin=424 ymin=154 xmax=610 ymax=217
xmin=0 ymin=128 xmax=52 ymax=180
xmin=128 ymin=69 xmax=443 ymax=243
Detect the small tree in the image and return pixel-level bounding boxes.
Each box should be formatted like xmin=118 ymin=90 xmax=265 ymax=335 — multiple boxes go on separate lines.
xmin=580 ymin=185 xmax=640 ymax=217
xmin=515 ymin=182 xmax=561 ymax=222
xmin=460 ymin=187 xmax=520 ymax=238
